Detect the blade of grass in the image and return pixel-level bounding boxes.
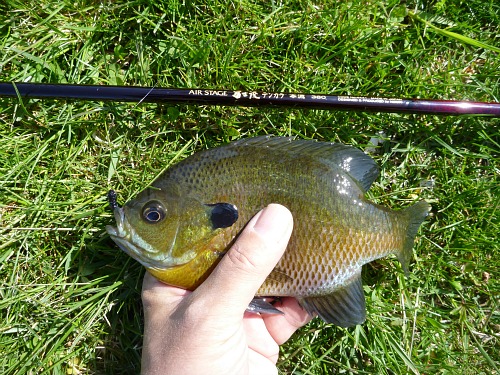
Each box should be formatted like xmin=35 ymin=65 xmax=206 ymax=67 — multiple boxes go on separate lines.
xmin=409 ymin=11 xmax=500 ymax=53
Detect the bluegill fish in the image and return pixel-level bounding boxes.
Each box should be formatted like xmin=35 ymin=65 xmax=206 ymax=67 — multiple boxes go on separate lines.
xmin=106 ymin=136 xmax=430 ymax=327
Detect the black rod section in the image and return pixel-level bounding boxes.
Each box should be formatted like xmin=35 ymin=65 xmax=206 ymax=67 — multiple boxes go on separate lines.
xmin=1 ymin=82 xmax=499 ymax=116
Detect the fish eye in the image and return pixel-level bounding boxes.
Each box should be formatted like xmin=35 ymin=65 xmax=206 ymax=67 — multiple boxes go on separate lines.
xmin=142 ymin=201 xmax=166 ymax=224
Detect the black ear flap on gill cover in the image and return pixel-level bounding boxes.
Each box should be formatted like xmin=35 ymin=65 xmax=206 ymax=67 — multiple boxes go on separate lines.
xmin=206 ymin=203 xmax=238 ymax=229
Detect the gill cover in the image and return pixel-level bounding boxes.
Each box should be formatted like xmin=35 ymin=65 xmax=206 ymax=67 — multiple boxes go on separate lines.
xmin=117 ymin=182 xmax=240 ymax=270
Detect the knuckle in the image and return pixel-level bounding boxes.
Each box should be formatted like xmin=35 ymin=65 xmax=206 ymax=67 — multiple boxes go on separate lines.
xmin=225 ymin=239 xmax=264 ymax=274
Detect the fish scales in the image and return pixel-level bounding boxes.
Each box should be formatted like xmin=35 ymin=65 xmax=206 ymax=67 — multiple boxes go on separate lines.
xmin=162 ymin=141 xmax=403 ymax=295
xmin=107 ymin=136 xmax=430 ymax=327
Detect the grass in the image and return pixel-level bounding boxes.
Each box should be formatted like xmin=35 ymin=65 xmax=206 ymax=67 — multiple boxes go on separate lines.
xmin=0 ymin=0 xmax=498 ymax=373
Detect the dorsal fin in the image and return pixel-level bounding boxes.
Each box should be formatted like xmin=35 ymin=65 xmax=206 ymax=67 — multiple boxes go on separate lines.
xmin=232 ymin=136 xmax=379 ymax=192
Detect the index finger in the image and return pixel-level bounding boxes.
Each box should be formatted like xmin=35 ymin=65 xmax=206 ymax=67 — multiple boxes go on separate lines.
xmin=262 ymin=297 xmax=313 ymax=345
xmin=142 ymin=271 xmax=191 ymax=310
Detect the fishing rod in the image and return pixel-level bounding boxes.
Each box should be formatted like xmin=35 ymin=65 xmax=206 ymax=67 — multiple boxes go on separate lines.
xmin=1 ymin=82 xmax=499 ymax=116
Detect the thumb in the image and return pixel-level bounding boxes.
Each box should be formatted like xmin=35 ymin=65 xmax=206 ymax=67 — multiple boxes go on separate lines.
xmin=193 ymin=204 xmax=293 ymax=317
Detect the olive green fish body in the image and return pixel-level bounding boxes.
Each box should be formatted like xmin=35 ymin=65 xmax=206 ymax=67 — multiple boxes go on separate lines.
xmin=107 ymin=136 xmax=429 ymax=326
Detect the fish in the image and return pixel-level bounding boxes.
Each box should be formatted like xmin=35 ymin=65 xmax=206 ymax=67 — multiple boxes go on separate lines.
xmin=106 ymin=136 xmax=430 ymax=327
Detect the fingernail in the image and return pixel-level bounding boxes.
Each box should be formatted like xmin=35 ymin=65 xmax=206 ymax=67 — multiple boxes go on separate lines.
xmin=252 ymin=204 xmax=293 ymax=241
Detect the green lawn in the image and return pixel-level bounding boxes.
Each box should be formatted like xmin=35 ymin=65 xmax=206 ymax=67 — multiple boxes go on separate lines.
xmin=0 ymin=0 xmax=498 ymax=374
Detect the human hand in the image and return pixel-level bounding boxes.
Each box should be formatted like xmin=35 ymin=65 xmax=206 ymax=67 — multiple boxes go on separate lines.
xmin=141 ymin=204 xmax=312 ymax=375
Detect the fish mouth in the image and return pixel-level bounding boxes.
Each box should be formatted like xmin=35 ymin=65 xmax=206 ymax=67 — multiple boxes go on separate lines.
xmin=105 ymin=206 xmax=126 ymax=238
xmin=106 ymin=207 xmax=171 ymax=270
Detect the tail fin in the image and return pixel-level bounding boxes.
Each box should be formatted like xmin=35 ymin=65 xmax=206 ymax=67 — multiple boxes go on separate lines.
xmin=398 ymin=200 xmax=431 ymax=274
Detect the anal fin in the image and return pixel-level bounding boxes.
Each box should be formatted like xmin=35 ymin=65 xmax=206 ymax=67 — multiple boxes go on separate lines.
xmin=300 ymin=272 xmax=366 ymax=327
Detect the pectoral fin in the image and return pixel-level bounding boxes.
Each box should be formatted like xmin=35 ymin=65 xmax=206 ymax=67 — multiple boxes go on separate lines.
xmin=300 ymin=272 xmax=366 ymax=327
xmin=267 ymin=268 xmax=293 ymax=283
